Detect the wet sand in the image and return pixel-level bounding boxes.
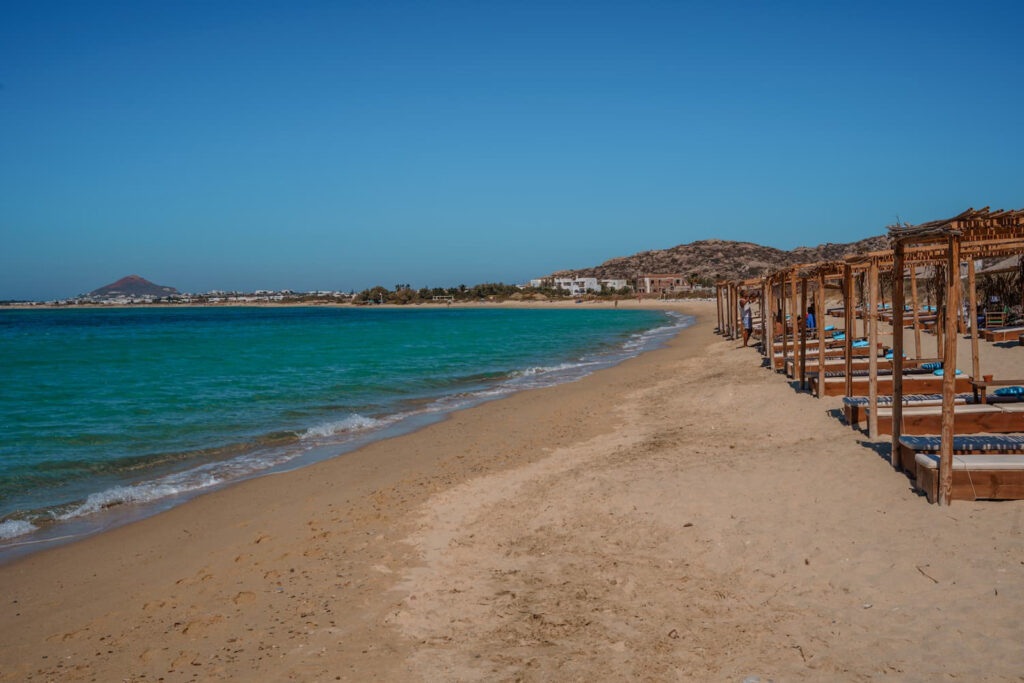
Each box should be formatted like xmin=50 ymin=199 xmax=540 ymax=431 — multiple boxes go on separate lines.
xmin=1 ymin=300 xmax=1021 ymax=681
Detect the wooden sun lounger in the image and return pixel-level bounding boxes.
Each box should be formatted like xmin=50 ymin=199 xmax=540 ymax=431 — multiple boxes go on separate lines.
xmin=871 ymin=403 xmax=1024 ymax=437
xmin=771 ymin=343 xmax=883 ymax=370
xmin=914 ymin=453 xmax=1024 ymax=502
xmin=982 ymin=326 xmax=1024 ymax=342
xmin=811 ymin=374 xmax=971 ymax=397
xmin=897 ymin=435 xmax=1024 ymax=473
xmin=842 ymin=393 xmax=970 ymax=428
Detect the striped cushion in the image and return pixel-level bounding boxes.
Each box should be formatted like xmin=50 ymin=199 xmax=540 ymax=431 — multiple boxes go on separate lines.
xmin=843 ymin=393 xmax=947 ymax=407
xmin=900 ymin=435 xmax=1024 ymax=453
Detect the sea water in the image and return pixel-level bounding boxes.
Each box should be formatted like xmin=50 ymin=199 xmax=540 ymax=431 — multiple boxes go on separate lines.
xmin=0 ymin=306 xmax=691 ymax=552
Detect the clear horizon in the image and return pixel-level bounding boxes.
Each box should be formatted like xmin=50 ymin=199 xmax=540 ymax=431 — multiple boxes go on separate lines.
xmin=2 ymin=1 xmax=1022 ymax=300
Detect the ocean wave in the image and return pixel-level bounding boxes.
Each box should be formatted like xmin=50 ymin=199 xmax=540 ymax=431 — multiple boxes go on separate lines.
xmin=56 ymin=474 xmax=223 ymax=521
xmin=0 ymin=519 xmax=39 ymax=540
xmin=299 ymin=414 xmax=383 ymax=440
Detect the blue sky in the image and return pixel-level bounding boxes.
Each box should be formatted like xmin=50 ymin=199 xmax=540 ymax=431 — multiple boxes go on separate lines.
xmin=1 ymin=0 xmax=1021 ymax=299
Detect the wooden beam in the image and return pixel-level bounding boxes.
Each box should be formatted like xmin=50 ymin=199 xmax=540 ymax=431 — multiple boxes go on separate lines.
xmin=716 ymin=285 xmax=722 ymax=334
xmin=762 ymin=280 xmax=769 ymax=356
xmin=910 ymin=265 xmax=922 ymax=357
xmin=968 ymin=259 xmax=980 ymax=382
xmin=868 ymin=259 xmax=880 ymax=438
xmin=844 ymin=264 xmax=854 ymax=397
xmin=799 ymin=277 xmax=808 ymax=390
xmin=939 ymin=236 xmax=961 ymax=505
xmin=790 ymin=269 xmax=799 ymax=366
xmin=891 ymin=244 xmax=905 ymax=470
xmin=817 ymin=273 xmax=826 ymax=398
xmin=734 ymin=283 xmax=741 ymax=341
xmin=781 ymin=277 xmax=788 ymax=362
xmin=935 ymin=264 xmax=944 ymax=356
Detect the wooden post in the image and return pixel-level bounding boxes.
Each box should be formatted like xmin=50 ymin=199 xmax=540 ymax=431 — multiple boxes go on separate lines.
xmin=780 ymin=277 xmax=788 ymax=363
xmin=968 ymin=259 xmax=980 ymax=382
xmin=716 ymin=285 xmax=722 ymax=334
xmin=891 ymin=245 xmax=905 ymax=470
xmin=726 ymin=284 xmax=733 ymax=339
xmin=817 ymin=273 xmax=826 ymax=398
xmin=868 ymin=259 xmax=880 ymax=438
xmin=733 ymin=283 xmax=741 ymax=341
xmin=762 ymin=280 xmax=769 ymax=356
xmin=799 ymin=276 xmax=808 ymax=390
xmin=844 ymin=264 xmax=854 ymax=397
xmin=939 ymin=236 xmax=961 ymax=505
xmin=935 ymin=265 xmax=944 ymax=356
xmin=790 ymin=269 xmax=799 ymax=358
xmin=910 ymin=265 xmax=922 ymax=358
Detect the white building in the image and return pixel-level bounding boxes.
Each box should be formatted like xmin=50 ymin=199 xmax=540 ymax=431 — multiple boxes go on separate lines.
xmin=599 ymin=279 xmax=628 ymax=291
xmin=553 ymin=277 xmax=599 ymax=296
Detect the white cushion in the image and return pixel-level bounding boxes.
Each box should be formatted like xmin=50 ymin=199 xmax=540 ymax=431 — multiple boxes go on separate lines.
xmin=915 ymin=453 xmax=1024 ymax=470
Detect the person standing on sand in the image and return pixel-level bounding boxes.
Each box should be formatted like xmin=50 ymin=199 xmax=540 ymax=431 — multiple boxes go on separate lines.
xmin=741 ymin=296 xmax=753 ymax=346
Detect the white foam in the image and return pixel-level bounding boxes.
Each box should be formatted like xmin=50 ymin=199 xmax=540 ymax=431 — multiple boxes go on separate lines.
xmin=57 ymin=474 xmax=223 ymax=521
xmin=299 ymin=414 xmax=383 ymax=440
xmin=0 ymin=519 xmax=38 ymax=540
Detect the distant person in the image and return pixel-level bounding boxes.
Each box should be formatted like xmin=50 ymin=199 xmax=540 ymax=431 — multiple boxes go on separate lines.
xmin=741 ymin=297 xmax=753 ymax=346
xmin=806 ymin=304 xmax=816 ymax=331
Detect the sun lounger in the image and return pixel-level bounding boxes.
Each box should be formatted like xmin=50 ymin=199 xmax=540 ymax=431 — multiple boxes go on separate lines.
xmin=811 ymin=374 xmax=971 ymax=397
xmin=982 ymin=326 xmax=1024 ymax=342
xmin=897 ymin=435 xmax=1024 ymax=472
xmin=842 ymin=393 xmax=971 ymax=428
xmin=914 ymin=452 xmax=1024 ymax=502
xmin=871 ymin=403 xmax=1023 ymax=437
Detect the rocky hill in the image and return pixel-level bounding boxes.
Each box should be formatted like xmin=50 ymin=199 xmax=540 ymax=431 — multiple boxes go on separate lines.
xmin=552 ymin=235 xmax=889 ymax=282
xmin=89 ymin=275 xmax=179 ymax=298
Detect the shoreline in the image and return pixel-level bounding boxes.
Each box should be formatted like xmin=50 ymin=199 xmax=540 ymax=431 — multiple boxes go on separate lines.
xmin=0 ymin=307 xmax=692 ymax=560
xmin=0 ymin=299 xmax=710 ymax=311
xmin=2 ymin=300 xmax=1020 ymax=680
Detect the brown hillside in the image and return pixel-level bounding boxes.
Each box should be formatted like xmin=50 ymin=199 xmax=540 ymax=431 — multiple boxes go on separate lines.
xmin=552 ymin=235 xmax=889 ymax=282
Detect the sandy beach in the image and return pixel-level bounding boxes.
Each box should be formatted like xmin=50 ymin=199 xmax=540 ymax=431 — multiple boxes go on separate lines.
xmin=1 ymin=300 xmax=1022 ymax=681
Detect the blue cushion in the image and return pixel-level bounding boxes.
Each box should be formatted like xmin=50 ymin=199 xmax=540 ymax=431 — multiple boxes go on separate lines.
xmin=994 ymin=386 xmax=1024 ymax=397
xmin=824 ymin=325 xmax=835 ymax=331
xmin=852 ymin=340 xmax=869 ymax=348
xmin=832 ymin=333 xmax=845 ymax=340
xmin=922 ymin=362 xmax=942 ymax=370
xmin=932 ymin=368 xmax=962 ymax=376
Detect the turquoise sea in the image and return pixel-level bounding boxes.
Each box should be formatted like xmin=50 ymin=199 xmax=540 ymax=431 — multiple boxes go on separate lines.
xmin=0 ymin=306 xmax=690 ymax=551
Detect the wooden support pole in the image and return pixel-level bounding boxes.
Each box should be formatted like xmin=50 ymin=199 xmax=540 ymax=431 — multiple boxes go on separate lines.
xmin=868 ymin=259 xmax=880 ymax=438
xmin=790 ymin=269 xmax=799 ymax=358
xmin=891 ymin=245 xmax=905 ymax=470
xmin=761 ymin=280 xmax=769 ymax=355
xmin=726 ymin=284 xmax=733 ymax=339
xmin=733 ymin=283 xmax=741 ymax=341
xmin=939 ymin=236 xmax=961 ymax=505
xmin=716 ymin=285 xmax=722 ymax=334
xmin=817 ymin=273 xmax=826 ymax=398
xmin=910 ymin=265 xmax=922 ymax=358
xmin=844 ymin=264 xmax=854 ymax=397
xmin=968 ymin=259 xmax=980 ymax=382
xmin=799 ymin=277 xmax=808 ymax=390
xmin=935 ymin=265 xmax=944 ymax=356
xmin=780 ymin=277 xmax=788 ymax=363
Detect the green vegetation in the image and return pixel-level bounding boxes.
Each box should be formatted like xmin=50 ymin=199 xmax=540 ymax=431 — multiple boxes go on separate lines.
xmin=351 ymin=282 xmax=633 ymax=305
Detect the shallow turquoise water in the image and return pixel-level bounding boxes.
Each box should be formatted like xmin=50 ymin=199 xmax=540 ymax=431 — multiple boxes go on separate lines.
xmin=0 ymin=306 xmax=688 ymax=542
